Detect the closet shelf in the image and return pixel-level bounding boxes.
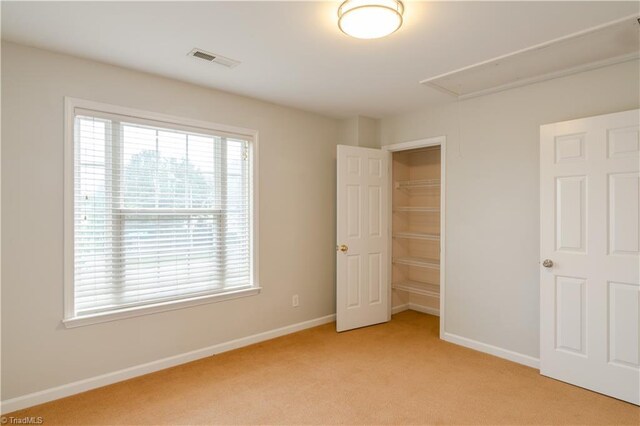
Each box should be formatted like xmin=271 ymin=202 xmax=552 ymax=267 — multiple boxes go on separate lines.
xmin=392 ymin=257 xmax=440 ymax=269
xmin=395 ymin=179 xmax=440 ymax=190
xmin=393 ymin=232 xmax=440 ymax=241
xmin=392 ymin=281 xmax=440 ymax=297
xmin=393 ymin=206 xmax=440 ymax=213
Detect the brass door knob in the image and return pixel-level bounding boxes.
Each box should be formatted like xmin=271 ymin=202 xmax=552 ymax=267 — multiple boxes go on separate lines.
xmin=338 ymin=244 xmax=349 ymax=253
xmin=542 ymin=259 xmax=554 ymax=268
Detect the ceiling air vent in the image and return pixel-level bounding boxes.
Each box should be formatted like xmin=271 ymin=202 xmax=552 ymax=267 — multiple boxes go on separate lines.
xmin=188 ymin=48 xmax=240 ymax=68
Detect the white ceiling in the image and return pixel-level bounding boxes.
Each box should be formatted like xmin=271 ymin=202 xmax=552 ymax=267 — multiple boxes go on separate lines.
xmin=2 ymin=1 xmax=638 ymax=118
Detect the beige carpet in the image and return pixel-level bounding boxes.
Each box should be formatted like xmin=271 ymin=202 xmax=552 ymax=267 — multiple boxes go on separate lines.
xmin=5 ymin=311 xmax=639 ymax=424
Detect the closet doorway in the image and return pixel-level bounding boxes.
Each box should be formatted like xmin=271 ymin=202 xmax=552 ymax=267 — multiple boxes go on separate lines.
xmin=336 ymin=137 xmax=446 ymax=335
xmin=385 ymin=137 xmax=445 ymax=338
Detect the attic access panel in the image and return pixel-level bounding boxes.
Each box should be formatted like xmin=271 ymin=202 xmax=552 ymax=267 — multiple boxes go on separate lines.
xmin=421 ymin=15 xmax=640 ymax=99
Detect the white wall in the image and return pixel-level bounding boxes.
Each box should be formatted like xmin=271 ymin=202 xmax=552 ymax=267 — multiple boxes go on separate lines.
xmin=3 ymin=39 xmax=639 ymax=404
xmin=337 ymin=116 xmax=359 ymax=146
xmin=356 ymin=116 xmax=379 ymax=148
xmin=1 ymin=42 xmax=339 ymax=400
xmin=337 ymin=116 xmax=379 ymax=148
xmin=380 ymin=60 xmax=640 ymax=358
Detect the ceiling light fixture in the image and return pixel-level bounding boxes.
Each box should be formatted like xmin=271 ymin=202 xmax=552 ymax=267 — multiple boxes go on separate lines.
xmin=338 ymin=0 xmax=404 ymax=39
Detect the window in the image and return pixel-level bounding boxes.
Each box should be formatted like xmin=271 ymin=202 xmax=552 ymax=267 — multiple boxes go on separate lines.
xmin=64 ymin=99 xmax=258 ymax=326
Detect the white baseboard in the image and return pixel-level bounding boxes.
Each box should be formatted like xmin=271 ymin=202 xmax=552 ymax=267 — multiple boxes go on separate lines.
xmin=391 ymin=303 xmax=409 ymax=314
xmin=443 ymin=332 xmax=540 ymax=369
xmin=391 ymin=303 xmax=440 ymax=316
xmin=0 ymin=314 xmax=336 ymax=414
xmin=408 ymin=302 xmax=440 ymax=316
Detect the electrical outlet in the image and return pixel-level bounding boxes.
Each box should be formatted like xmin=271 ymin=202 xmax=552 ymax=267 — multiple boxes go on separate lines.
xmin=292 ymin=294 xmax=299 ymax=307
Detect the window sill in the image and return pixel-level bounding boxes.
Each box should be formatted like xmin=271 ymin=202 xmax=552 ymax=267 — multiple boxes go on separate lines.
xmin=63 ymin=286 xmax=261 ymax=328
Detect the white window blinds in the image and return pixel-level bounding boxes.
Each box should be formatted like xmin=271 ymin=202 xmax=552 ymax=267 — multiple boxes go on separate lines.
xmin=72 ymin=109 xmax=254 ymax=317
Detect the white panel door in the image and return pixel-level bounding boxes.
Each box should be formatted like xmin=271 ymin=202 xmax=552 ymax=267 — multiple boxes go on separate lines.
xmin=541 ymin=109 xmax=640 ymax=405
xmin=336 ymin=145 xmax=390 ymax=332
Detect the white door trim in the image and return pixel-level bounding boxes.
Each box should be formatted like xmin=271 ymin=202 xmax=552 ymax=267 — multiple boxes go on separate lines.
xmin=383 ymin=136 xmax=446 ymax=339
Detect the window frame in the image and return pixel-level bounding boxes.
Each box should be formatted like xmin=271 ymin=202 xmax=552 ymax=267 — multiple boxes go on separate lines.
xmin=63 ymin=97 xmax=260 ymax=328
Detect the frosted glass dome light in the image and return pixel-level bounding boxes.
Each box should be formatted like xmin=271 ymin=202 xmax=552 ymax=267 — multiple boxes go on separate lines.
xmin=338 ymin=0 xmax=404 ymax=40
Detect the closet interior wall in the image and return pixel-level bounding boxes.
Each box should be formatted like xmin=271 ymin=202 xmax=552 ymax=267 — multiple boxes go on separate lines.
xmin=391 ymin=147 xmax=441 ymax=314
